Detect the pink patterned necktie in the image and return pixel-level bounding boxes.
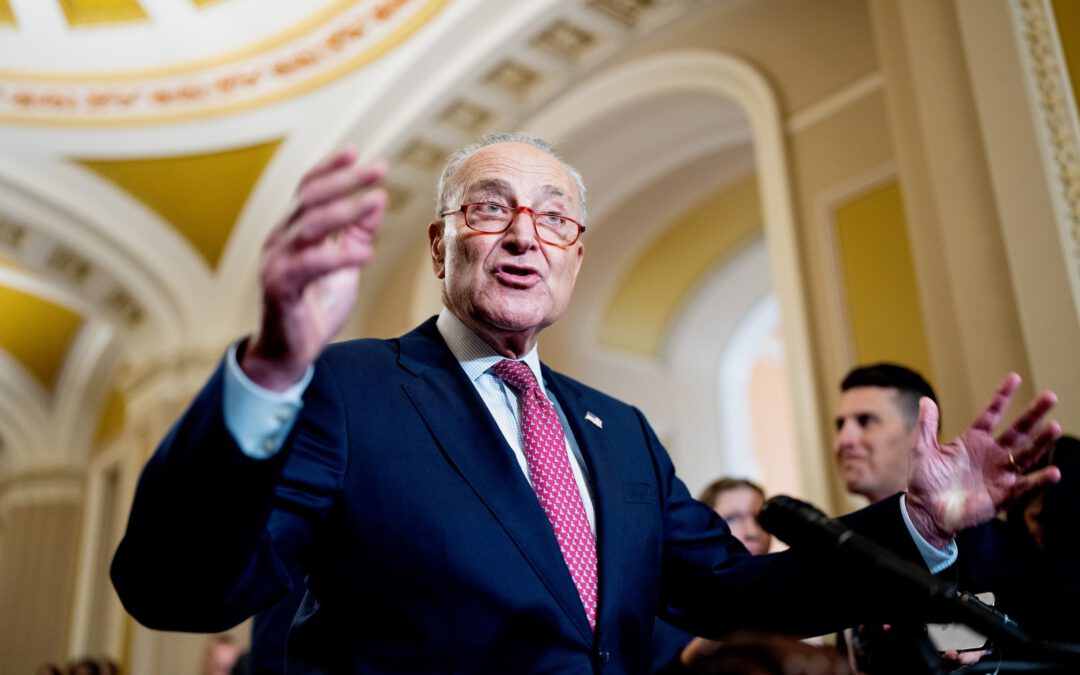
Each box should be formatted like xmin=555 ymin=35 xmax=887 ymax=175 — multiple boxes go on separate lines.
xmin=492 ymin=359 xmax=598 ymax=630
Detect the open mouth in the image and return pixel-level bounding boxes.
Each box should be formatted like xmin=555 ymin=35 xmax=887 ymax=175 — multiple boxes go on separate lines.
xmin=494 ymin=264 xmax=540 ymax=287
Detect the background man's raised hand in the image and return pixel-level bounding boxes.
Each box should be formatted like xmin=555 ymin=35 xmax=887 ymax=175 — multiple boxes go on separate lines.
xmin=241 ymin=147 xmax=388 ymax=391
xmin=905 ymin=373 xmax=1061 ymax=548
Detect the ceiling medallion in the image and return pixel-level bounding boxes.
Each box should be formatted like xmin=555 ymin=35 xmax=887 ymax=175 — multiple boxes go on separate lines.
xmin=0 ymin=0 xmax=447 ymax=126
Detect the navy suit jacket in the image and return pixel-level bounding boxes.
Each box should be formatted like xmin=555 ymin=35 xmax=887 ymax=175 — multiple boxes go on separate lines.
xmin=113 ymin=318 xmax=933 ymax=674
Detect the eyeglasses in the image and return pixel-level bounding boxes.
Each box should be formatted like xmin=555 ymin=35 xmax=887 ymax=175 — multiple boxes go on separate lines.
xmin=441 ymin=202 xmax=585 ymax=247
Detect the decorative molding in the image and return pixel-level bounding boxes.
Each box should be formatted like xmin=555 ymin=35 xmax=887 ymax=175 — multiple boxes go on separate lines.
xmin=786 ymin=72 xmax=884 ymax=135
xmin=397 ymin=138 xmax=451 ymax=172
xmin=44 ymin=244 xmax=93 ymax=285
xmin=0 ymin=206 xmax=146 ymax=330
xmin=439 ymin=99 xmax=496 ymax=133
xmin=531 ymin=20 xmax=598 ymax=63
xmin=587 ymin=0 xmax=660 ymax=27
xmin=0 ymin=216 xmax=25 ymax=249
xmin=483 ymin=59 xmax=544 ymax=100
xmin=0 ymin=0 xmax=449 ymax=126
xmin=0 ymin=468 xmax=84 ymax=519
xmin=1013 ymin=0 xmax=1080 ymax=300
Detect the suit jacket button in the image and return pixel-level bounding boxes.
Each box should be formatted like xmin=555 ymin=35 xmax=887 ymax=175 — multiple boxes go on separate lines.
xmin=598 ymin=649 xmax=611 ymax=664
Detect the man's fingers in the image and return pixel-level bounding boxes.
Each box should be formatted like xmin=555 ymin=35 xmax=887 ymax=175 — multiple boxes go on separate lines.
xmin=1011 ymin=418 xmax=1062 ymax=469
xmin=970 ymin=372 xmax=1022 ymax=432
xmin=269 ymin=230 xmax=376 ymax=297
xmin=276 ymin=150 xmax=385 ymax=239
xmin=295 ymin=157 xmax=389 ymax=214
xmin=996 ymin=390 xmax=1058 ymax=450
xmin=298 ymin=145 xmax=360 ymax=191
xmin=1015 ymin=465 xmax=1062 ymax=497
xmin=290 ymin=187 xmax=388 ymax=248
xmin=917 ymin=397 xmax=941 ymax=454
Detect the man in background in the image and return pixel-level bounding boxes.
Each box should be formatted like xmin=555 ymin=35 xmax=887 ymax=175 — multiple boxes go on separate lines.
xmin=833 ymin=363 xmax=937 ymax=507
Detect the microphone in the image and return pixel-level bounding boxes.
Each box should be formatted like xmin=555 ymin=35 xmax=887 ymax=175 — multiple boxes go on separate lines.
xmin=757 ymin=495 xmax=955 ymax=604
xmin=757 ymin=495 xmax=1080 ymax=664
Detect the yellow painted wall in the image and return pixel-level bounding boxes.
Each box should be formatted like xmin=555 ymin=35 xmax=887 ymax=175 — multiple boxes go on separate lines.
xmin=79 ymin=140 xmax=281 ymax=270
xmin=834 ymin=180 xmax=932 ymax=379
xmin=0 ymin=287 xmax=83 ymax=393
xmin=600 ymin=174 xmax=761 ymax=357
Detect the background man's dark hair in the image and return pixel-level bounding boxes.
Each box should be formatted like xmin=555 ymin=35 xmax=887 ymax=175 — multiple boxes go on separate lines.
xmin=841 ymin=362 xmax=938 ymax=428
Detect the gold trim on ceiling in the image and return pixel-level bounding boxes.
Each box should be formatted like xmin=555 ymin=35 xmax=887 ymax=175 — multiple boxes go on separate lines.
xmin=0 ymin=0 xmax=355 ymax=81
xmin=0 ymin=0 xmax=449 ymax=126
xmin=59 ymin=0 xmax=148 ymax=27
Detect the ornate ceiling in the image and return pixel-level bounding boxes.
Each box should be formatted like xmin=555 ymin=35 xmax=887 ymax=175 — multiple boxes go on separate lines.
xmin=0 ymin=0 xmax=754 ymax=475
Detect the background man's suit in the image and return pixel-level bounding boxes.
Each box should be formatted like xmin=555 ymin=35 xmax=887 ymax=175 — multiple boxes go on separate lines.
xmin=113 ymin=318 xmax=935 ymax=673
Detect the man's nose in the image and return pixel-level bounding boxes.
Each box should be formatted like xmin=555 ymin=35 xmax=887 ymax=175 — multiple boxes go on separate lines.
xmin=835 ymin=419 xmax=858 ymax=449
xmin=503 ymin=208 xmax=538 ymax=249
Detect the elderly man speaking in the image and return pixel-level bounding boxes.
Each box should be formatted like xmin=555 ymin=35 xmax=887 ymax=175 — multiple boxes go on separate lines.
xmin=112 ymin=133 xmax=1060 ymax=674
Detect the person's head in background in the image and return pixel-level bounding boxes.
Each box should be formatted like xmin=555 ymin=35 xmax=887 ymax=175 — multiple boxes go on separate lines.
xmin=834 ymin=363 xmax=937 ymax=504
xmin=698 ymin=478 xmax=771 ymax=555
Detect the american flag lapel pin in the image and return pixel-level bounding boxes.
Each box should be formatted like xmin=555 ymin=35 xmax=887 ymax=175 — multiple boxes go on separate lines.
xmin=585 ymin=411 xmax=603 ymax=429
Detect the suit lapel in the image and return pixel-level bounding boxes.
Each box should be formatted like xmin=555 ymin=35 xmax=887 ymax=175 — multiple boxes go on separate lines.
xmin=397 ymin=321 xmax=593 ymax=641
xmin=542 ymin=368 xmax=631 ymax=637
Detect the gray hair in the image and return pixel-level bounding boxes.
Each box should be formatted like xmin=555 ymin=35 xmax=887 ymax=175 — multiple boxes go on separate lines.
xmin=435 ymin=132 xmax=588 ymax=225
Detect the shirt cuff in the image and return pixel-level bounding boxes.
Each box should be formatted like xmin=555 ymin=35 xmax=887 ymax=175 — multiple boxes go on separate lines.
xmin=223 ymin=342 xmax=314 ymax=460
xmin=900 ymin=493 xmax=957 ymax=574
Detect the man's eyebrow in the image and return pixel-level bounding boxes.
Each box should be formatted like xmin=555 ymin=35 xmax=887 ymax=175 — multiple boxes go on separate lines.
xmin=465 ymin=178 xmax=512 ymax=196
xmin=539 ymin=184 xmax=569 ymax=200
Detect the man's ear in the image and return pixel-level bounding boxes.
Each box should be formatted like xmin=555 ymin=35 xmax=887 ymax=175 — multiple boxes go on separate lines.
xmin=428 ymin=221 xmax=446 ymax=279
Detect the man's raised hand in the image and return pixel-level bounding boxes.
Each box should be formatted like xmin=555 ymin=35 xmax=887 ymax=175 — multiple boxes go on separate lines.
xmin=242 ymin=147 xmax=388 ymax=391
xmin=905 ymin=373 xmax=1061 ymax=548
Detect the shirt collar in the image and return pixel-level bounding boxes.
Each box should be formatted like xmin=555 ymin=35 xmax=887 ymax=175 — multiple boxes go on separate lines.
xmin=436 ymin=308 xmax=544 ymax=385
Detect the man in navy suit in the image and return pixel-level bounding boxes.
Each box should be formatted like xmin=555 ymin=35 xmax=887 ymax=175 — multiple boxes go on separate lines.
xmin=111 ymin=133 xmax=1061 ymax=674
